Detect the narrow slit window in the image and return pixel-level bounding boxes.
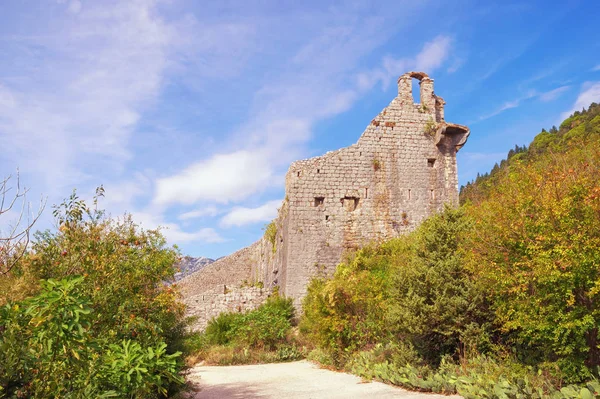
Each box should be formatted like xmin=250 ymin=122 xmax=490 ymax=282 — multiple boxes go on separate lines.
xmin=427 ymin=158 xmax=436 ymax=167
xmin=408 ymin=189 xmax=411 ymax=200
xmin=325 ymin=215 xmax=329 ymax=221
xmin=365 ymin=188 xmax=368 ymax=199
xmin=314 ymin=197 xmax=324 ymax=207
xmin=297 ymin=171 xmax=301 ymax=177
xmin=317 ymin=168 xmax=320 ymax=173
xmin=430 ymin=189 xmax=435 ymax=200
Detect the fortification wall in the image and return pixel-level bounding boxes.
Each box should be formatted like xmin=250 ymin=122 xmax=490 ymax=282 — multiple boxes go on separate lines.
xmin=184 ymin=285 xmax=268 ymax=331
xmin=180 ymin=239 xmax=276 ymax=329
xmin=179 ymin=72 xmax=470 ymax=328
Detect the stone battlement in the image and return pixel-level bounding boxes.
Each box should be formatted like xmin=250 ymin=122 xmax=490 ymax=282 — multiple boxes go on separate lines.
xmin=180 ymin=72 xmax=470 ymax=329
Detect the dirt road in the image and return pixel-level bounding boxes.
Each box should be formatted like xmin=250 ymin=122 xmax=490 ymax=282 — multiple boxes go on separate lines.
xmin=187 ymin=360 xmax=461 ymax=398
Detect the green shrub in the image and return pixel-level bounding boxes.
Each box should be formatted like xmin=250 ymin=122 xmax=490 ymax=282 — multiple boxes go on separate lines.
xmin=300 ymin=244 xmax=393 ymax=368
xmin=205 ymin=312 xmax=243 ymax=346
xmin=0 ymin=190 xmax=188 ymax=397
xmin=195 ymin=294 xmax=300 ymax=365
xmin=232 ymin=295 xmax=294 ymax=350
xmin=388 ymin=206 xmax=492 ymax=364
xmin=0 ymin=277 xmax=183 ymax=398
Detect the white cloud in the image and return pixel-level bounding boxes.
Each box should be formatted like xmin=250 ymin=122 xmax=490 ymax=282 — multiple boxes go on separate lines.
xmin=154 ymin=34 xmax=453 ymax=211
xmin=0 ymin=0 xmax=175 ymax=191
xmin=539 ymin=85 xmax=570 ymax=102
xmin=476 ymin=100 xmax=521 ymax=122
xmin=154 ymin=150 xmax=273 ymax=206
xmin=561 ymin=81 xmax=600 ymax=121
xmin=414 ymin=36 xmax=453 ymax=72
xmin=447 ymin=57 xmax=465 ymax=74
xmin=475 ymin=85 xmax=570 ymax=123
xmin=592 ymin=64 xmax=600 ymax=72
xmin=178 ymin=207 xmax=219 ymax=221
xmin=220 ymin=200 xmax=281 ymax=228
xmin=129 ymin=211 xmax=224 ymax=243
xmin=356 ymin=35 xmax=453 ymax=91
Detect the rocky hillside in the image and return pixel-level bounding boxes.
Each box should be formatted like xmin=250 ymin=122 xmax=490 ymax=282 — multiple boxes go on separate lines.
xmin=174 ymin=256 xmax=215 ymax=281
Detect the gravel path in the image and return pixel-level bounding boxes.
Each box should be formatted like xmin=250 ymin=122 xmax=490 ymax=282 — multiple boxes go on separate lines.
xmin=187 ymin=360 xmax=461 ymax=399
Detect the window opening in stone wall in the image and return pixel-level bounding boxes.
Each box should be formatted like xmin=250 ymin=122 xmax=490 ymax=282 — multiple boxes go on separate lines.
xmin=314 ymin=197 xmax=324 ymax=207
xmin=297 ymin=171 xmax=301 ymax=177
xmin=325 ymin=215 xmax=329 ymax=221
xmin=365 ymin=188 xmax=368 ymax=199
xmin=408 ymin=189 xmax=411 ymax=200
xmin=430 ymin=189 xmax=435 ymax=200
xmin=317 ymin=168 xmax=320 ymax=173
xmin=411 ymin=78 xmax=421 ymax=104
xmin=342 ymin=196 xmax=360 ymax=212
xmin=428 ymin=158 xmax=436 ymax=167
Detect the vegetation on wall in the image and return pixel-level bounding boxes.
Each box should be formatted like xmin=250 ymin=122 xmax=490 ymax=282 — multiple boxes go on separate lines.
xmin=263 ymin=221 xmax=277 ymax=253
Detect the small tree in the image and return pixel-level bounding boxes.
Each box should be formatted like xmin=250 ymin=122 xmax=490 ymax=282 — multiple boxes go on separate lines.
xmin=0 ymin=172 xmax=45 ymax=275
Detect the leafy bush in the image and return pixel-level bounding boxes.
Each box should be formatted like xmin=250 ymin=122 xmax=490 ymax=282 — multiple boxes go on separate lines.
xmin=301 ymin=207 xmax=490 ymax=368
xmin=0 ymin=190 xmax=188 ymax=397
xmin=464 ymin=133 xmax=600 ymax=382
xmin=204 ymin=312 xmax=241 ymax=346
xmin=300 ymin=244 xmax=393 ymax=367
xmin=195 ymin=294 xmax=302 ymax=365
xmin=0 ymin=277 xmax=183 ymax=398
xmin=388 ymin=207 xmax=492 ymax=364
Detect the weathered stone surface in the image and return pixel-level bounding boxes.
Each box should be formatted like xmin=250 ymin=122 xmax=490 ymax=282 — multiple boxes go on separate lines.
xmin=180 ymin=72 xmax=470 ymax=329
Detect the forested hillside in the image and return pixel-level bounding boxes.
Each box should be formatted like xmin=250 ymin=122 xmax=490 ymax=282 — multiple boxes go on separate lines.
xmin=460 ymin=102 xmax=600 ymax=203
xmin=299 ymin=104 xmax=600 ymax=398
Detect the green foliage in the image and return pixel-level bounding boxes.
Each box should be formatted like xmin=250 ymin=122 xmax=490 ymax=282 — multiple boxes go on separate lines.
xmin=301 ymin=207 xmax=489 ymax=367
xmin=101 ymin=340 xmax=182 ymax=398
xmin=301 ymin=243 xmax=393 ymax=367
xmin=0 ymin=190 xmax=187 ymax=397
xmin=424 ymin=118 xmax=437 ymax=136
xmin=372 ymin=159 xmax=382 ymax=171
xmin=388 ymin=207 xmax=491 ymax=364
xmin=205 ymin=295 xmax=294 ymax=350
xmin=195 ymin=295 xmax=302 ymax=365
xmin=205 ymin=312 xmax=240 ymax=346
xmin=0 ymin=277 xmax=183 ymax=398
xmin=263 ymin=221 xmax=277 ymax=253
xmin=460 ymin=102 xmax=600 ymax=204
xmin=464 ymin=133 xmax=600 ymax=382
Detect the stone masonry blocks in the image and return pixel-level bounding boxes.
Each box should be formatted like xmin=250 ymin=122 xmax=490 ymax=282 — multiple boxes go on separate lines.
xmin=180 ymin=72 xmax=470 ymax=329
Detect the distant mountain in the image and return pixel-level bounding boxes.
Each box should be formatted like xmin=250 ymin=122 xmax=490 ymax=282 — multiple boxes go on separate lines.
xmin=173 ymin=256 xmax=215 ymax=281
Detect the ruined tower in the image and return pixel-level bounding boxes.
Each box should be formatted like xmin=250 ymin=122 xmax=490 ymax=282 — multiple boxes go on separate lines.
xmin=180 ymin=72 xmax=470 ymax=329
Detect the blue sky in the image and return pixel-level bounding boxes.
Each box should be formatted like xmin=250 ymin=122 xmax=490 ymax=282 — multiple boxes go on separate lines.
xmin=1 ymin=0 xmax=599 ymax=259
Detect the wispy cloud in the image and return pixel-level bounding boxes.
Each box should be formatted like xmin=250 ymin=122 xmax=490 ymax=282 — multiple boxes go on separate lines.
xmin=220 ymin=200 xmax=281 ymax=228
xmin=474 ymin=85 xmax=570 ymax=123
xmin=561 ymin=81 xmax=600 ymax=121
xmin=178 ymin=207 xmax=220 ymax=221
xmin=592 ymin=64 xmax=600 ymax=72
xmin=538 ymin=85 xmax=570 ymax=102
xmin=153 ymin=31 xmax=450 ymax=212
xmin=130 ymin=211 xmax=224 ymax=243
xmin=475 ymin=99 xmax=524 ymax=122
xmin=0 ymin=0 xmax=177 ymax=191
xmin=356 ymin=35 xmax=453 ymax=91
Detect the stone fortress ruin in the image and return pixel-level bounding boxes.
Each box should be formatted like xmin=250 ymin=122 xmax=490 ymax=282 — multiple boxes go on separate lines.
xmin=180 ymin=72 xmax=470 ymax=330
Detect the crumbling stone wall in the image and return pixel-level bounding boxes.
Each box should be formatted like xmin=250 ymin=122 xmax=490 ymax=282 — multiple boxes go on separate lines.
xmin=180 ymin=72 xmax=470 ymax=326
xmin=184 ymin=285 xmax=269 ymax=331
